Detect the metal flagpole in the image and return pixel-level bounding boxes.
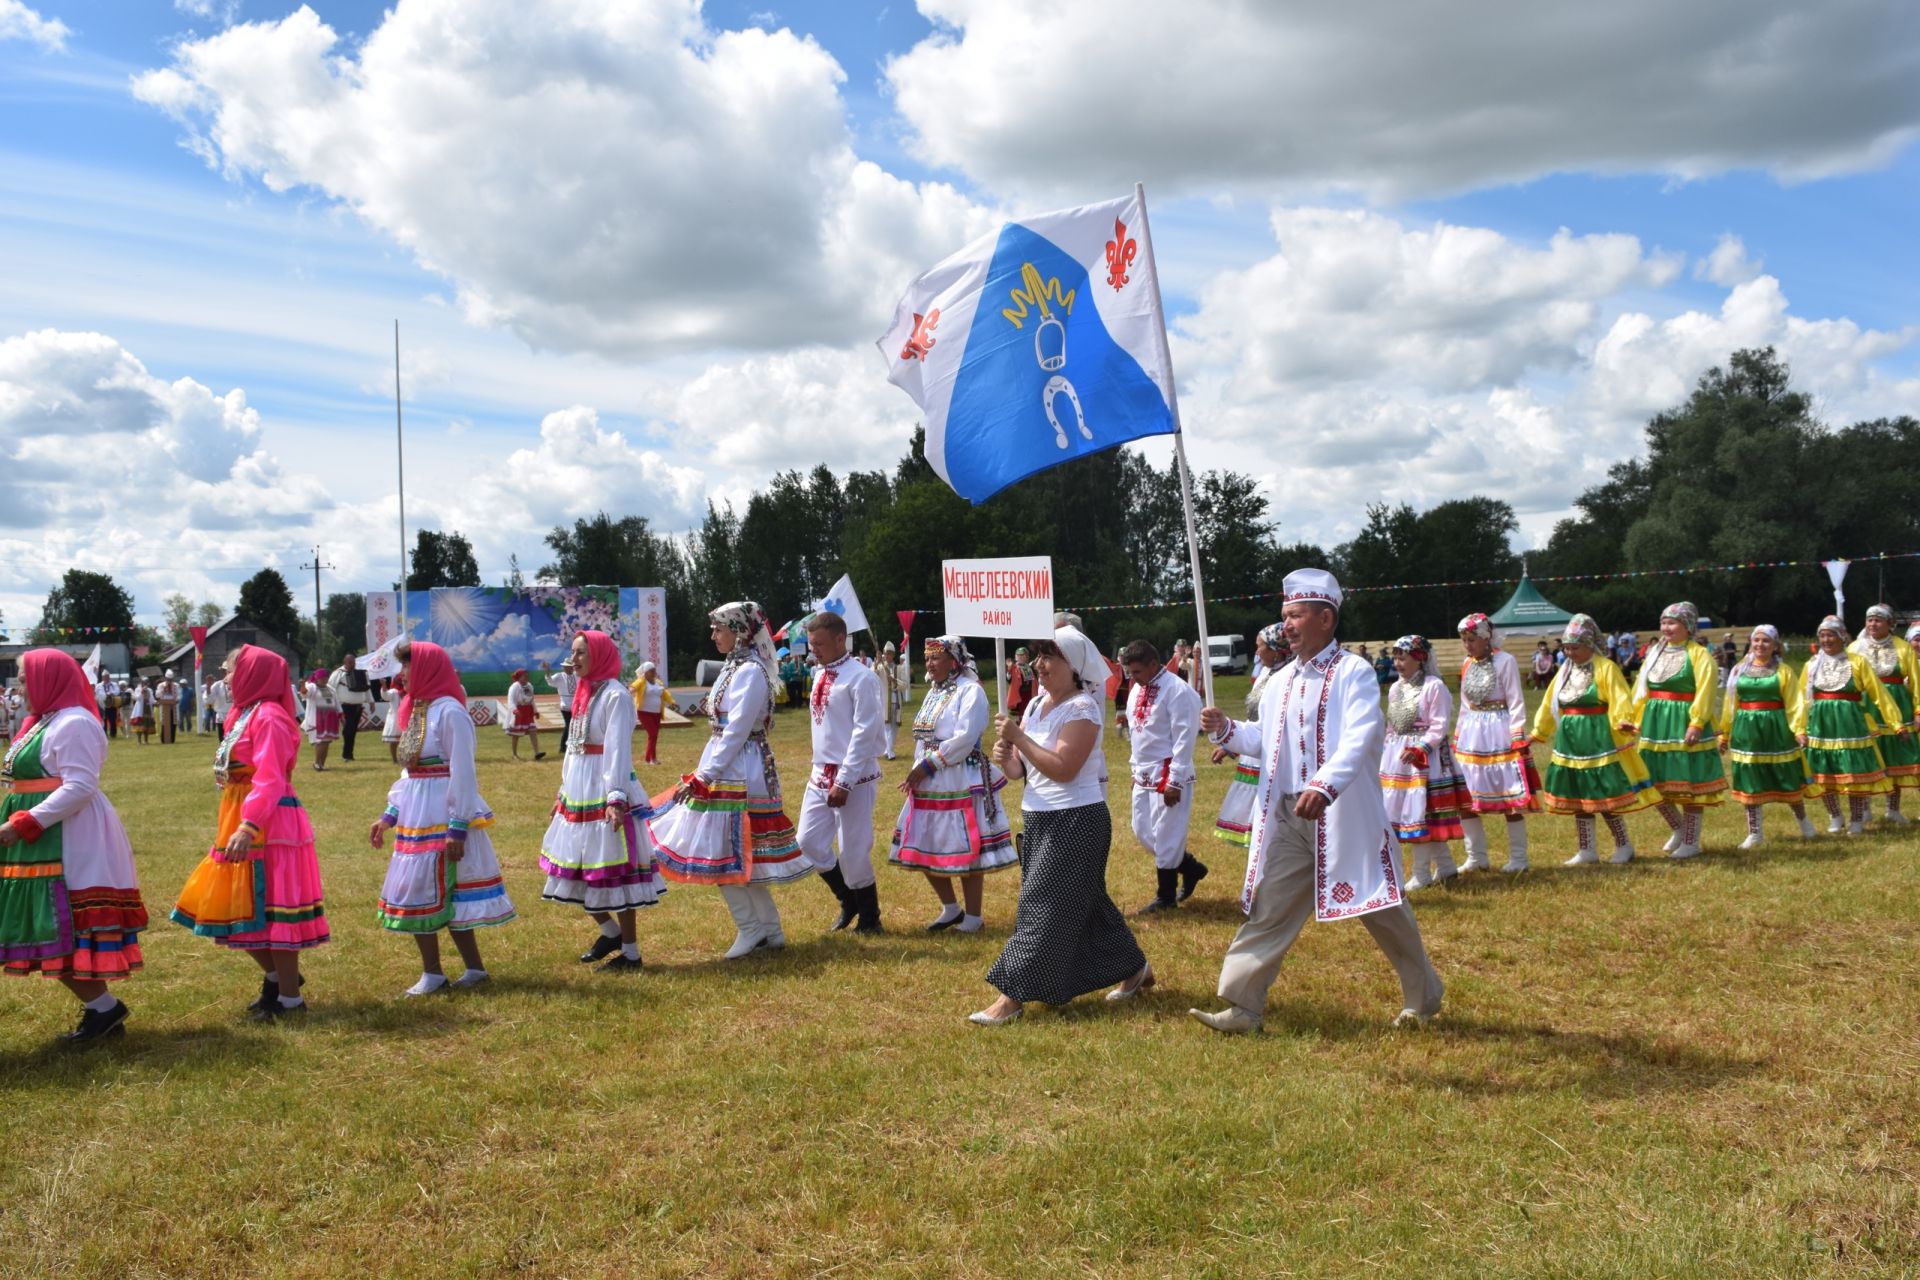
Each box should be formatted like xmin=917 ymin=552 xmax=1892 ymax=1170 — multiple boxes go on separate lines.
xmin=1133 ymin=181 xmax=1215 ymax=708
xmin=394 ymin=320 xmax=409 ymax=636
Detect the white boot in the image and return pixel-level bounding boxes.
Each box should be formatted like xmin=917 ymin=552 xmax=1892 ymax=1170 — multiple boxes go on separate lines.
xmin=1501 ymin=821 xmax=1530 ymax=873
xmin=1669 ymin=842 xmax=1701 ymax=859
xmin=1797 ymin=815 xmax=1818 ymax=839
xmin=1428 ymin=847 xmax=1459 ymax=884
xmin=1608 ymin=843 xmax=1636 ymax=865
xmin=1458 ymin=825 xmax=1491 ymax=873
xmin=719 ymin=885 xmax=769 ymax=959
xmin=1848 ymin=819 xmax=1865 ymax=836
xmin=1737 ymin=832 xmax=1764 ymax=851
xmin=1405 ymin=864 xmax=1430 ymax=892
xmin=1661 ymin=829 xmax=1682 ymax=853
xmin=1828 ymin=815 xmax=1845 ymax=834
xmin=1886 ymin=808 xmax=1912 ymax=826
xmin=748 ymin=885 xmax=785 ymax=950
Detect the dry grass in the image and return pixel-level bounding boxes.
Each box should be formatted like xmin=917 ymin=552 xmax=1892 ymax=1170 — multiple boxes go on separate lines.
xmin=2 ymin=676 xmax=1917 ymax=1278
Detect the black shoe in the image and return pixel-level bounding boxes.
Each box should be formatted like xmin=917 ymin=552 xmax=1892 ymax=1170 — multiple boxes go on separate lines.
xmin=578 ymin=934 xmax=623 ymax=964
xmin=1177 ymin=854 xmax=1210 ymax=903
xmin=1136 ymin=897 xmax=1179 ymax=915
xmin=852 ymin=883 xmax=884 ymax=934
xmin=250 ymin=999 xmax=307 ymax=1023
xmin=63 ymin=1000 xmax=129 ymax=1045
xmin=1137 ymin=868 xmax=1180 ymax=914
xmin=248 ymin=975 xmax=279 ymax=1013
xmin=926 ymin=911 xmax=964 ymax=933
xmin=535 ymin=752 xmax=548 ymax=761
xmin=596 ymin=953 xmax=644 ymax=973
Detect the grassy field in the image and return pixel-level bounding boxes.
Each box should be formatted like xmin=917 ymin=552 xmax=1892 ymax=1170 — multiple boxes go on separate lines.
xmin=3 ymin=673 xmax=1918 ymax=1278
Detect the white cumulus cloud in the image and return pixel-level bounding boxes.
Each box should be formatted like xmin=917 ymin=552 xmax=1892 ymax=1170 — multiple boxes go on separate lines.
xmin=0 ymin=0 xmax=67 ymax=51
xmin=886 ymin=0 xmax=1920 ymax=200
xmin=133 ymin=0 xmax=991 ymax=359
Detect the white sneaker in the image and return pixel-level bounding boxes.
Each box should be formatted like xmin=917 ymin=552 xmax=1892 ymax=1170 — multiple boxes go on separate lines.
xmin=1737 ymin=833 xmax=1764 ymax=851
xmin=1798 ymin=818 xmax=1818 ymax=839
xmin=1608 ymin=845 xmax=1636 ymax=865
xmin=1564 ymin=849 xmax=1599 ymax=866
xmin=1669 ymin=843 xmax=1701 ymax=860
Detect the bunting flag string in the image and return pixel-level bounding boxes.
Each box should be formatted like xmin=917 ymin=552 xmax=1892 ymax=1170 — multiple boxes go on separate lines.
xmin=1041 ymin=549 xmax=1920 ymax=615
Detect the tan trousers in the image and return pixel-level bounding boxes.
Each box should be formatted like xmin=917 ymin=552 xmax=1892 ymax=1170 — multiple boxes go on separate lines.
xmin=1217 ymin=798 xmax=1443 ymax=1017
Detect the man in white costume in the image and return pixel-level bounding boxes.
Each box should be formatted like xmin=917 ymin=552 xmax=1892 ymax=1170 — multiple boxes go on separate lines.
xmin=798 ymin=611 xmax=889 ymax=933
xmin=1119 ymin=639 xmax=1207 ymax=912
xmin=1190 ymin=569 xmax=1445 ymax=1034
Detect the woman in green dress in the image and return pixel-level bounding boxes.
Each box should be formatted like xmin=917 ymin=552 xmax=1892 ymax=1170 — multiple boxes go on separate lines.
xmin=1626 ymin=602 xmax=1728 ymax=860
xmin=1531 ymin=614 xmax=1655 ymax=866
xmin=1715 ymin=625 xmax=1816 ymax=847
xmin=1801 ymin=615 xmax=1906 ymax=836
xmin=1848 ymin=604 xmax=1920 ymax=825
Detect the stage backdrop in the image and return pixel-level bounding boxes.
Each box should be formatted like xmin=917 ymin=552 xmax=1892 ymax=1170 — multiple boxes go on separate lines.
xmin=366 ymin=586 xmax=666 ymax=696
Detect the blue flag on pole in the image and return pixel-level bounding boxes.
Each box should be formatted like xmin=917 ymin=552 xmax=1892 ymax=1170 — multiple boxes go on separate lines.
xmin=877 ymin=191 xmax=1178 ymax=504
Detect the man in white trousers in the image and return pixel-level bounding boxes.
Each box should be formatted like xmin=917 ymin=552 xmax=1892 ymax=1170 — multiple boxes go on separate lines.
xmin=1119 ymin=639 xmax=1207 ymax=912
xmin=1189 ymin=568 xmax=1444 ymax=1035
xmin=798 ymin=611 xmax=889 ymax=933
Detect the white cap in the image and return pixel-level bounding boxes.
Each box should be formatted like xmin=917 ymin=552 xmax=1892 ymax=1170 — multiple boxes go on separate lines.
xmin=1282 ymin=567 xmax=1342 ymax=610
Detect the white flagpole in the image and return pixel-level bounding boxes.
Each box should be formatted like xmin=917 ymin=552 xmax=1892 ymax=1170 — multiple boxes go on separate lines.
xmin=1133 ymin=181 xmax=1215 ymax=708
xmin=393 ymin=320 xmax=413 ymax=645
xmin=996 ymin=638 xmax=1008 ymax=715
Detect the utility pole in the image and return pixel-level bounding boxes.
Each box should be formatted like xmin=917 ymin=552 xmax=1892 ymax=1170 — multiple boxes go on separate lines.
xmin=300 ymin=545 xmax=336 ymax=659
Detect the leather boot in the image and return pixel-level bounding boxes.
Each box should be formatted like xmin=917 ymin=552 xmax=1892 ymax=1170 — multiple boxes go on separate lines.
xmin=852 ymin=882 xmax=884 ymax=934
xmin=819 ymin=865 xmax=856 ymax=931
xmin=1138 ymin=868 xmax=1180 ymax=914
xmin=1176 ymin=852 xmax=1209 ymax=902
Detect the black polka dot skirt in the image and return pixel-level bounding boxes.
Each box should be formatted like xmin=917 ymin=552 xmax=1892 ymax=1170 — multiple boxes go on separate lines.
xmin=986 ymin=802 xmax=1147 ymax=1005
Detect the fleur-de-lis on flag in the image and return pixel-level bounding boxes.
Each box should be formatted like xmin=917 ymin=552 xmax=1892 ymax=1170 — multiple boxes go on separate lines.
xmin=900 ymin=308 xmax=940 ymax=360
xmin=1104 ymin=218 xmax=1137 ymax=291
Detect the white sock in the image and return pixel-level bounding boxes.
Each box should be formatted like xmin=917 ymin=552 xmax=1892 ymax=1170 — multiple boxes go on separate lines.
xmin=453 ymin=968 xmax=489 ymax=986
xmin=957 ymin=914 xmax=983 ymax=932
xmin=85 ymin=991 xmax=118 ymax=1013
xmin=933 ymin=903 xmax=963 ymax=925
xmin=598 ymin=918 xmax=621 ymax=939
xmin=405 ymin=974 xmax=447 ymax=996
xmin=278 ymin=993 xmax=306 ymax=1008
xmin=621 ymin=942 xmax=640 ymax=961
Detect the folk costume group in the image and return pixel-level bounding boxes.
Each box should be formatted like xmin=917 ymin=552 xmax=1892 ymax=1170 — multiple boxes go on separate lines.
xmin=8 ymin=570 xmax=1917 ymax=1044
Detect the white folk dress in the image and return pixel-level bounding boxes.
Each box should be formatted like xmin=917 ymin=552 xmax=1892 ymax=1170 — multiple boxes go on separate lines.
xmin=538 ymin=680 xmax=663 ymax=912
xmin=646 ymin=656 xmax=807 ymax=886
xmin=1213 ymin=665 xmax=1277 ymax=847
xmin=887 ymin=672 xmax=1015 ymax=875
xmin=377 ymin=697 xmax=516 ymax=932
xmin=1451 ymin=648 xmax=1539 ymax=814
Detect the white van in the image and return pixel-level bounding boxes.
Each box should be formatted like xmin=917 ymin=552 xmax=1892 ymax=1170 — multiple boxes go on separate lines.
xmin=1208 ymin=634 xmax=1250 ymax=674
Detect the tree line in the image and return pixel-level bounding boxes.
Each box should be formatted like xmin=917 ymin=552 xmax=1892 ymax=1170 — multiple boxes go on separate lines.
xmin=30 ymin=347 xmax=1917 ymax=673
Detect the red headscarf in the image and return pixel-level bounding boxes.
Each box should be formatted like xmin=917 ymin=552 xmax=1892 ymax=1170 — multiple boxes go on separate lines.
xmin=227 ymin=645 xmax=298 ymax=732
xmin=18 ymin=648 xmax=101 ymax=738
xmin=571 ymin=630 xmax=623 ymax=718
xmin=511 ymin=667 xmax=528 ymax=683
xmin=396 ymin=641 xmax=466 ymax=727
xmin=308 ymin=668 xmax=327 ymax=688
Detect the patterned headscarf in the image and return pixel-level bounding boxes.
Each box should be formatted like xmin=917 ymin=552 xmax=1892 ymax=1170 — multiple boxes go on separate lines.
xmin=1817 ymin=615 xmax=1849 ymax=640
xmin=1866 ymin=604 xmax=1895 ymax=625
xmin=922 ymin=634 xmax=975 ymax=677
xmin=1660 ymin=601 xmax=1699 ymax=635
xmin=1392 ymin=634 xmax=1440 ymax=680
xmin=1256 ymin=622 xmax=1285 ymax=654
xmin=1456 ymin=613 xmax=1494 ymax=643
xmin=710 ymin=600 xmax=777 ymax=668
xmin=1732 ymin=623 xmax=1782 ymax=680
xmin=1563 ymin=614 xmax=1603 ymax=650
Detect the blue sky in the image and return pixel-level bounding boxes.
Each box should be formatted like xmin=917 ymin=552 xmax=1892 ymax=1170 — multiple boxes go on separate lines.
xmin=1 ymin=0 xmax=1914 ymax=627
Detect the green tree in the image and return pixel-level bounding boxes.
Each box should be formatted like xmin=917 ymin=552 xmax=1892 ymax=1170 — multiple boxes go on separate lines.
xmin=195 ymin=600 xmax=224 ymax=628
xmin=237 ymin=568 xmax=301 ymax=651
xmin=162 ymin=593 xmax=194 ymax=650
xmin=505 ymin=553 xmax=526 ymax=590
xmin=323 ymin=593 xmax=367 ymax=657
xmin=405 ymin=529 xmax=481 ymax=590
xmin=35 ymin=570 xmax=135 ymax=642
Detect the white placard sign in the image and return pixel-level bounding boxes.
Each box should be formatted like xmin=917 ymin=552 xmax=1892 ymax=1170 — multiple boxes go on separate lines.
xmin=942 ymin=556 xmax=1055 ymax=638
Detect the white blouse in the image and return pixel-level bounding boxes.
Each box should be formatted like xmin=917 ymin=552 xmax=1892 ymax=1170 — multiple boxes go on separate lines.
xmin=1018 ymin=689 xmax=1108 ymax=812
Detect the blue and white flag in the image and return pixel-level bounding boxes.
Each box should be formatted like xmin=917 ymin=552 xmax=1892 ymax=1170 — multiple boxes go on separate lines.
xmin=877 ymin=191 xmax=1178 ymax=504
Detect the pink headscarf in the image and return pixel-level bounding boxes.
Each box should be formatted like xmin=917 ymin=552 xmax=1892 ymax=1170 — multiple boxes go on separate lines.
xmin=396 ymin=641 xmax=466 ymax=727
xmin=18 ymin=649 xmax=101 ymax=738
xmin=227 ymin=645 xmax=299 ymax=732
xmin=571 ymin=630 xmax=623 ymax=718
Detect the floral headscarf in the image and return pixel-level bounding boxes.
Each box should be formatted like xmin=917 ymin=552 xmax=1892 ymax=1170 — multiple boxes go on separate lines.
xmin=1660 ymin=601 xmax=1699 ymax=635
xmin=1392 ymin=634 xmax=1441 ymax=681
xmin=710 ymin=600 xmax=776 ymax=668
xmin=922 ymin=634 xmax=975 ymax=677
xmin=1563 ymin=614 xmax=1603 ymax=650
xmin=1456 ymin=613 xmax=1495 ymax=644
xmin=1256 ymin=622 xmax=1285 ymax=655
